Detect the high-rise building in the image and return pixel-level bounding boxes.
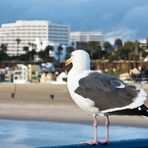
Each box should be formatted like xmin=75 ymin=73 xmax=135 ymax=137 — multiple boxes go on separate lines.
xmin=70 ymin=32 xmax=104 ymax=48
xmin=0 ymin=20 xmax=70 ymax=56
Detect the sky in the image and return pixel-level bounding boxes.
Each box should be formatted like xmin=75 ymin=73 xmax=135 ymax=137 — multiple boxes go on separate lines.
xmin=0 ymin=0 xmax=148 ymax=43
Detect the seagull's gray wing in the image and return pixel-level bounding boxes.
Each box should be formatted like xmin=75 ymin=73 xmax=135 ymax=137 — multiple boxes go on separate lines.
xmin=75 ymin=72 xmax=139 ymax=111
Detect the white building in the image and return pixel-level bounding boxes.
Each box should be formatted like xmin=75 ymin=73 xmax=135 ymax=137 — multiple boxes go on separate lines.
xmin=48 ymin=23 xmax=70 ymax=46
xmin=0 ymin=20 xmax=70 ymax=56
xmin=70 ymin=32 xmax=104 ymax=48
xmin=140 ymin=39 xmax=148 ymax=50
xmin=13 ymin=64 xmax=28 ymax=84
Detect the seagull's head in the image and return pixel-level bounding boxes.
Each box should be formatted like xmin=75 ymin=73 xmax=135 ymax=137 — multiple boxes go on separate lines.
xmin=65 ymin=50 xmax=90 ymax=72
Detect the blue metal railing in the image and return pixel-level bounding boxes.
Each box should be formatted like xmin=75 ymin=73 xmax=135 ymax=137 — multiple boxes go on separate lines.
xmin=39 ymin=138 xmax=148 ymax=148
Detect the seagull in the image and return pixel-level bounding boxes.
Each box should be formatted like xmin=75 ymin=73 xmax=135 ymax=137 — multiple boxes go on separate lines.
xmin=65 ymin=50 xmax=148 ymax=145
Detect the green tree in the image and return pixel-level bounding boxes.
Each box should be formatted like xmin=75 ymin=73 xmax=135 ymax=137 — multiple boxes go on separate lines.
xmin=133 ymin=40 xmax=140 ymax=60
xmin=18 ymin=46 xmax=29 ymax=61
xmin=66 ymin=46 xmax=74 ymax=58
xmin=46 ymin=45 xmax=54 ymax=57
xmin=115 ymin=47 xmax=129 ymax=60
xmin=27 ymin=43 xmax=37 ymax=61
xmin=114 ymin=38 xmax=123 ymax=48
xmin=23 ymin=46 xmax=29 ymax=53
xmin=123 ymin=40 xmax=141 ymax=60
xmin=0 ymin=43 xmax=8 ymax=61
xmin=38 ymin=45 xmax=54 ymax=61
xmin=0 ymin=43 xmax=8 ymax=52
xmin=146 ymin=38 xmax=148 ymax=49
xmin=103 ymin=41 xmax=112 ymax=52
xmin=109 ymin=50 xmax=118 ymax=61
xmin=16 ymin=38 xmax=21 ymax=57
xmin=88 ymin=41 xmax=102 ymax=59
xmin=0 ymin=50 xmax=7 ymax=61
xmin=123 ymin=41 xmax=135 ymax=60
xmin=28 ymin=42 xmax=37 ymax=51
xmin=57 ymin=45 xmax=63 ymax=62
xmin=29 ymin=49 xmax=37 ymax=61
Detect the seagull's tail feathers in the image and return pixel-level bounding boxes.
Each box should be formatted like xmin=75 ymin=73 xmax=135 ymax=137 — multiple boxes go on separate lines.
xmin=107 ymin=104 xmax=148 ymax=117
xmin=140 ymin=105 xmax=148 ymax=118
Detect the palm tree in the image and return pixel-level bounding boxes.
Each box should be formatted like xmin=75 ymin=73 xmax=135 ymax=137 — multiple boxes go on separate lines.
xmin=133 ymin=40 xmax=140 ymax=60
xmin=88 ymin=41 xmax=102 ymax=59
xmin=103 ymin=41 xmax=112 ymax=52
xmin=146 ymin=38 xmax=148 ymax=49
xmin=114 ymin=38 xmax=123 ymax=48
xmin=16 ymin=38 xmax=21 ymax=57
xmin=66 ymin=46 xmax=74 ymax=58
xmin=45 ymin=45 xmax=54 ymax=57
xmin=23 ymin=46 xmax=29 ymax=53
xmin=123 ymin=41 xmax=135 ymax=60
xmin=0 ymin=43 xmax=8 ymax=52
xmin=38 ymin=45 xmax=53 ymax=61
xmin=57 ymin=45 xmax=63 ymax=62
xmin=28 ymin=42 xmax=37 ymax=51
xmin=0 ymin=43 xmax=8 ymax=61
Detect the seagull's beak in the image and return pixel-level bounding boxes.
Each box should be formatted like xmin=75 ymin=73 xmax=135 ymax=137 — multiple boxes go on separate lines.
xmin=65 ymin=58 xmax=72 ymax=66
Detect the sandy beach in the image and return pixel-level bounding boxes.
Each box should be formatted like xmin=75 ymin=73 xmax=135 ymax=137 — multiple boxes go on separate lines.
xmin=0 ymin=83 xmax=148 ymax=127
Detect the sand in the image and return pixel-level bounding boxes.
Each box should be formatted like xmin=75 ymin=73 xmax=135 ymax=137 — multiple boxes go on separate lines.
xmin=0 ymin=83 xmax=148 ymax=127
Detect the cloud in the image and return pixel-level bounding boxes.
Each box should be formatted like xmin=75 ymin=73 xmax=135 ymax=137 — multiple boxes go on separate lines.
xmin=0 ymin=0 xmax=148 ymax=40
xmin=104 ymin=27 xmax=137 ymax=44
xmin=120 ymin=4 xmax=148 ymax=38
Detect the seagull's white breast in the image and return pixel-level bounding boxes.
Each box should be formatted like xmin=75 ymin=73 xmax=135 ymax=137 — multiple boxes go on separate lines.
xmin=67 ymin=70 xmax=100 ymax=115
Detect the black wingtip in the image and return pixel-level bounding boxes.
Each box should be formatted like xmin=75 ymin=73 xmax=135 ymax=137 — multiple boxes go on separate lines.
xmin=107 ymin=104 xmax=148 ymax=117
xmin=141 ymin=105 xmax=148 ymax=117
